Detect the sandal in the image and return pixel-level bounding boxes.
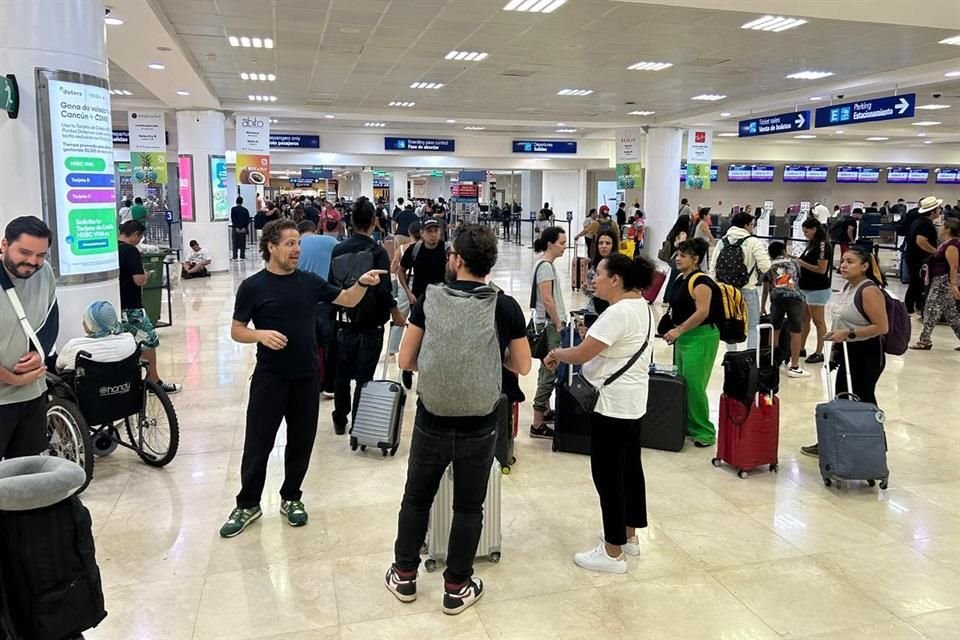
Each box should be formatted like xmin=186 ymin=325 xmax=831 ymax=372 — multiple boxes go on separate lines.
xmin=909 ymin=341 xmax=933 ymax=351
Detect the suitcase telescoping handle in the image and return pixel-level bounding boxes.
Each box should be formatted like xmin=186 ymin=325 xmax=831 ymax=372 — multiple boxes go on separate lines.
xmin=820 ymin=341 xmax=854 ymax=403
xmin=756 ymin=322 xmax=775 ymax=407
xmin=383 ymin=324 xmax=404 ymax=382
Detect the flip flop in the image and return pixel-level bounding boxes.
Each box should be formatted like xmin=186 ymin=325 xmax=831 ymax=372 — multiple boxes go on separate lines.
xmin=909 ymin=342 xmax=933 ymax=351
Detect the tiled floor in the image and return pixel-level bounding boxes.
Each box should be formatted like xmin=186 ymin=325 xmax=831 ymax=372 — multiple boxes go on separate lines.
xmin=83 ymin=238 xmax=960 ymax=640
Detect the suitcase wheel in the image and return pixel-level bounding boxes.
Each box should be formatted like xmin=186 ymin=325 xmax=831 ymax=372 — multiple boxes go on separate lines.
xmin=512 ymin=456 xmax=517 ymax=464
xmin=711 ymin=458 xmax=721 ymax=468
xmin=823 ymin=477 xmax=832 ymax=487
xmin=424 ymin=559 xmax=437 ymax=572
xmin=867 ymin=479 xmax=876 ymax=488
xmin=551 ymin=439 xmax=559 ymax=452
xmin=381 ymin=447 xmax=388 ymax=457
xmin=769 ymin=464 xmax=778 ymax=473
xmin=350 ymin=438 xmax=358 ymax=451
xmin=737 ymin=469 xmax=748 ymax=480
xmin=879 ymin=479 xmax=888 ymax=490
xmin=489 ymin=552 xmax=501 ymax=564
xmin=390 ymin=445 xmax=399 ymax=457
xmin=501 ymin=466 xmax=510 ymax=475
xmin=360 ymin=445 xmax=367 ymax=452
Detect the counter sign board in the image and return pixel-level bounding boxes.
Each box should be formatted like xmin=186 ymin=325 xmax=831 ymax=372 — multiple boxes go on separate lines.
xmin=738 ymin=110 xmax=810 ymax=137
xmin=814 ymin=93 xmax=915 ymax=128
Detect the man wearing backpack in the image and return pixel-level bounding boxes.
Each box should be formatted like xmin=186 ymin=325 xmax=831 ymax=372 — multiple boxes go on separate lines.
xmin=385 ymin=224 xmax=531 ymax=615
xmin=710 ymin=212 xmax=771 ymax=349
xmin=329 ymin=197 xmax=407 ymax=435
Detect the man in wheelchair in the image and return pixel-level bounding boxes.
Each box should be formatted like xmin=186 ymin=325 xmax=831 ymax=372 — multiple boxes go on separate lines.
xmin=55 ymin=300 xmax=137 ymax=373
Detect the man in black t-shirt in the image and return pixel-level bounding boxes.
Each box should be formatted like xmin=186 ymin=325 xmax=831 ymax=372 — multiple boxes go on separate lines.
xmin=840 ymin=209 xmax=862 ymax=258
xmin=393 ymin=203 xmax=419 ymax=249
xmin=116 ymin=221 xmax=180 ymax=394
xmin=904 ymin=197 xmax=942 ymax=314
xmin=230 ymin=197 xmax=251 ymax=260
xmin=220 ymin=218 xmax=387 ymax=539
xmin=386 ymin=224 xmax=530 ymax=615
xmin=397 ymin=219 xmax=447 ymax=306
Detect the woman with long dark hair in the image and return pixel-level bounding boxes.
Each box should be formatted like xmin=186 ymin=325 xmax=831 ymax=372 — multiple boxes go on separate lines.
xmin=530 ymin=226 xmax=568 ymax=439
xmin=545 ymin=254 xmax=655 ymax=574
xmin=798 ymin=217 xmax=832 ymax=363
xmin=584 ymin=230 xmax=617 ymax=315
xmin=662 ymin=214 xmax=691 ymax=302
xmin=801 ymin=245 xmax=889 ymax=457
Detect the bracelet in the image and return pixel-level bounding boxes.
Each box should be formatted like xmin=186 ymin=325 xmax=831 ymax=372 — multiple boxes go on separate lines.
xmin=358 ymin=280 xmax=371 ymax=288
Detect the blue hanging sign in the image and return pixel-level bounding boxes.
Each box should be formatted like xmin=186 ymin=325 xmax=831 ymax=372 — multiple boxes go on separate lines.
xmin=301 ymin=168 xmax=333 ymax=180
xmin=512 ymin=140 xmax=577 ymax=154
xmin=738 ymin=110 xmax=810 ymax=137
xmin=814 ymin=93 xmax=915 ymax=128
xmin=270 ymin=134 xmax=320 ymax=149
xmin=458 ymin=170 xmax=487 ymax=182
xmin=385 ymin=137 xmax=455 ymax=152
xmin=288 ymin=177 xmax=316 ymax=187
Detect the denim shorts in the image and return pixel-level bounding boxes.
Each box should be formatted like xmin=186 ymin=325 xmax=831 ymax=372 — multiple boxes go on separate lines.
xmin=801 ymin=288 xmax=832 ymax=307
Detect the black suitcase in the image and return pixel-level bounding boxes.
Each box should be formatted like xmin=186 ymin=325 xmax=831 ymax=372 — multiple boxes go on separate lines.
xmin=641 ymin=371 xmax=687 ymax=452
xmin=495 ymin=394 xmax=518 ymax=473
xmin=552 ymin=316 xmax=591 ymax=455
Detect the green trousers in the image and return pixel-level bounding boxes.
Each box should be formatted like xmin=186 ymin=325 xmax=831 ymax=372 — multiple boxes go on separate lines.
xmin=673 ymin=324 xmax=720 ymax=445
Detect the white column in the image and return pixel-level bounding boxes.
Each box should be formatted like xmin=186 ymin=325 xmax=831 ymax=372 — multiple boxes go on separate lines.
xmin=642 ymin=127 xmax=683 ymax=267
xmin=0 ymin=0 xmax=119 ymax=346
xmin=176 ymin=110 xmax=230 ymax=272
xmin=360 ymin=170 xmax=374 ymax=198
xmin=391 ymin=170 xmax=408 ymax=203
xmin=520 ymin=170 xmax=543 ymax=218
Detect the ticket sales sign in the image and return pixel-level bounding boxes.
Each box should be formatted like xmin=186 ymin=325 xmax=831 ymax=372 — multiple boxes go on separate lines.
xmin=814 ymin=93 xmax=915 ymax=128
xmin=738 ymin=110 xmax=810 ymax=137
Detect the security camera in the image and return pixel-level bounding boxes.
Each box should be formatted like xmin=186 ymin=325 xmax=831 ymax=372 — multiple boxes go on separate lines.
xmin=836 ymin=94 xmax=845 ymax=99
xmin=932 ymin=92 xmax=942 ymax=99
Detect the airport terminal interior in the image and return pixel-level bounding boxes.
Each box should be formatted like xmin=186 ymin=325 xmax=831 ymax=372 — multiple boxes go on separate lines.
xmin=1 ymin=0 xmax=960 ymax=639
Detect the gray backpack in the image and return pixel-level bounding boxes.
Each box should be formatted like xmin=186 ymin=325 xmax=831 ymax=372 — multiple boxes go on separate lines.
xmin=417 ymin=284 xmax=501 ymax=417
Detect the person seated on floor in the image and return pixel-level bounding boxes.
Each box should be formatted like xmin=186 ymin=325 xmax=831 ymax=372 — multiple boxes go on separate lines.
xmin=55 ymin=300 xmax=138 ymax=372
xmin=182 ymin=240 xmax=212 ymax=278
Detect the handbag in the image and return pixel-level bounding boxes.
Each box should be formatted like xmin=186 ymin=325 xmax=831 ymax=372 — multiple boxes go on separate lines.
xmin=565 ymin=306 xmax=652 ymax=414
xmin=526 ymin=261 xmax=558 ymax=359
xmin=657 ymin=239 xmax=673 ymax=263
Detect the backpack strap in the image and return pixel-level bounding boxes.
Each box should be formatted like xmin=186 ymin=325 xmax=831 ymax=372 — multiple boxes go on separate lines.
xmin=529 ymin=260 xmax=545 ymax=309
xmin=3 ymin=286 xmax=45 ymax=356
xmin=686 ymin=271 xmax=704 ymax=297
xmin=853 ymin=280 xmax=880 ymax=320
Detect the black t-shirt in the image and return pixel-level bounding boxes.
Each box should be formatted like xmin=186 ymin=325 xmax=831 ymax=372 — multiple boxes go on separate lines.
xmin=233 ymin=269 xmax=342 ymax=378
xmin=841 ymin=218 xmax=859 ymax=243
xmin=231 ymin=205 xmax=250 ymax=229
xmin=906 ymin=217 xmax=938 ymax=263
xmin=668 ymin=270 xmax=718 ymax=327
xmin=118 ymin=242 xmax=144 ymax=310
xmin=401 ymin=241 xmax=447 ymax=297
xmin=394 ymin=209 xmax=419 ymax=236
xmin=409 ymin=281 xmax=527 ymax=429
xmin=304 ymin=206 xmax=320 ymax=224
xmin=799 ymin=240 xmax=832 ymax=291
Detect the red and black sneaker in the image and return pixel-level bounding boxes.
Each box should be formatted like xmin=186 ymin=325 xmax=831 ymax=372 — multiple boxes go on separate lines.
xmin=384 ymin=565 xmax=417 ymax=603
xmin=443 ymin=577 xmax=484 ymax=615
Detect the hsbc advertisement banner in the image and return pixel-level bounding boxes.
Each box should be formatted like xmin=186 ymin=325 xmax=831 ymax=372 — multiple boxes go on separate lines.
xmin=235 ymin=113 xmax=270 ymax=186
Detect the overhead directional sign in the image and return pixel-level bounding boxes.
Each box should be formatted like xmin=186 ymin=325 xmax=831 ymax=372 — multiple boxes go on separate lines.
xmin=738 ymin=110 xmax=810 ymax=137
xmin=814 ymin=93 xmax=915 ymax=128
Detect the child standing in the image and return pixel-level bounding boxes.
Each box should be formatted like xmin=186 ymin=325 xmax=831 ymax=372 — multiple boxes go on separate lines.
xmin=763 ymin=242 xmax=809 ymax=378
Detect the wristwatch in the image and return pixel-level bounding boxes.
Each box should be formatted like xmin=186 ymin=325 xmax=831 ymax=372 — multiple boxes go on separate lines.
xmin=848 ymin=330 xmax=857 ymax=340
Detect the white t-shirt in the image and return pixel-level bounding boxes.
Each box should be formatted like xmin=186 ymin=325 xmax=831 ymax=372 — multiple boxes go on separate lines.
xmin=581 ymin=298 xmax=652 ymax=420
xmin=186 ymin=250 xmax=210 ymax=264
xmin=56 ymin=333 xmax=138 ymax=371
xmin=812 ymin=204 xmax=830 ymax=225
xmin=118 ymin=206 xmax=132 ymax=224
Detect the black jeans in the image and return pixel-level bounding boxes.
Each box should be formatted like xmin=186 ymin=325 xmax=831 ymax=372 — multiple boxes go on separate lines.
xmin=590 ymin=412 xmax=647 ymax=546
xmin=903 ymin=255 xmax=927 ymax=313
xmin=0 ymin=395 xmax=47 ymax=459
xmin=833 ymin=337 xmax=885 ymax=406
xmin=394 ymin=404 xmax=497 ymax=584
xmin=332 ymin=325 xmax=384 ymax=428
xmin=315 ymin=303 xmax=338 ymax=394
xmin=232 ymin=229 xmax=247 ymax=259
xmin=236 ymin=369 xmax=321 ymax=508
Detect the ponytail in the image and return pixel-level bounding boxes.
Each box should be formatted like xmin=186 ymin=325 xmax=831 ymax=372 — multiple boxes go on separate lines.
xmin=845 ymin=244 xmax=886 ymax=287
xmin=601 ymin=254 xmax=655 ymax=291
xmin=534 ymin=225 xmax=565 ymax=253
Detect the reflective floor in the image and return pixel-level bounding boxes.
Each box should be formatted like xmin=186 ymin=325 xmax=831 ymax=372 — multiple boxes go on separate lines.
xmin=84 ymin=237 xmax=960 ymax=640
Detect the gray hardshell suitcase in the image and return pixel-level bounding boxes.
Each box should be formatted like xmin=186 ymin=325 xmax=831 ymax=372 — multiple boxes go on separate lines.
xmin=423 ymin=460 xmax=502 ymax=572
xmin=349 ymin=341 xmax=405 ymax=457
xmin=815 ymin=342 xmax=889 ymax=490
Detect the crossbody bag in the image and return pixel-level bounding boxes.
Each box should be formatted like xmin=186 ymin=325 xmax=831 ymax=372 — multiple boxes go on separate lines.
xmin=525 ymin=260 xmax=559 ymax=359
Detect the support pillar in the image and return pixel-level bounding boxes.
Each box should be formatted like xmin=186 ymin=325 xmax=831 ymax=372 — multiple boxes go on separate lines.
xmin=360 ymin=170 xmax=374 ymax=199
xmin=391 ymin=170 xmax=408 ymax=204
xmin=642 ymin=127 xmax=683 ymax=269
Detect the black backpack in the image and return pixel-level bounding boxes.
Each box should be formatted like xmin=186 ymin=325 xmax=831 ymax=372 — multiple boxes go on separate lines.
xmin=0 ymin=496 xmax=107 ymax=640
xmin=714 ymin=237 xmax=753 ymax=288
xmin=829 ymin=218 xmax=848 ymax=243
xmin=328 ymin=248 xmax=388 ymax=328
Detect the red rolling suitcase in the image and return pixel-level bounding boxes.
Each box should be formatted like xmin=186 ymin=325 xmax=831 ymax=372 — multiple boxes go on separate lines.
xmin=712 ymin=324 xmax=780 ymax=478
xmin=642 ymin=269 xmax=667 ymax=303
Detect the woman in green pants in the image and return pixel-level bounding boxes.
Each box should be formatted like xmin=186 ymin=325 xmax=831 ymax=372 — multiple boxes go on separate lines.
xmin=663 ymin=238 xmax=721 ymax=447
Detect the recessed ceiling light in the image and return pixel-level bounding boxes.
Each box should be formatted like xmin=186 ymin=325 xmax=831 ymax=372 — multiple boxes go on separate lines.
xmin=388 ymin=101 xmax=416 ymax=107
xmin=809 ymin=96 xmax=824 ymax=101
xmin=717 ymin=133 xmax=738 ymax=137
xmin=794 ymin=134 xmax=816 ymax=139
xmin=720 ymin=112 xmax=732 ymax=117
xmin=503 ymin=0 xmax=567 ymax=14
xmin=270 ymin=118 xmax=278 ymax=124
xmin=324 ymin=114 xmax=335 ymax=119
xmin=445 ymin=51 xmax=488 ymax=61
xmin=228 ymin=36 xmax=240 ymax=46
xmin=917 ymin=133 xmax=927 ymax=137
xmin=835 ymin=130 xmax=844 ymax=134
xmin=939 ymin=35 xmax=960 ymax=45
xmin=104 ymin=15 xmax=124 ymax=26
xmin=741 ymin=15 xmax=808 ymax=32
xmin=365 ymin=122 xmax=386 ymax=127
xmin=248 ymin=95 xmax=277 ymax=102
xmin=916 ymin=104 xmax=951 ymax=110
xmin=627 ymin=110 xmax=655 ymax=116
xmin=409 ymin=82 xmax=445 ymax=89
xmin=446 ymin=119 xmax=457 ymax=123
xmin=147 ymin=63 xmax=165 ymax=70
xmin=229 ymin=36 xmax=273 ymax=48
xmin=786 ymin=70 xmax=834 ymax=80
xmin=627 ymin=61 xmax=673 ymax=71
xmin=240 ymin=37 xmax=251 ymax=47
xmin=339 ymin=27 xmax=361 ymax=34
xmin=691 ymin=94 xmax=726 ymax=101
xmin=923 ymin=140 xmax=934 ymax=144
xmin=556 ymin=128 xmax=577 ymax=133
xmin=464 ymin=126 xmax=486 ymax=130
xmin=911 ymin=121 xmax=942 ymax=126
xmin=557 ymin=89 xmax=593 ymax=96
xmin=866 ymin=137 xmax=889 ymax=141
xmin=176 ymin=90 xmax=190 ymax=96
xmin=946 ymin=71 xmax=960 ymax=77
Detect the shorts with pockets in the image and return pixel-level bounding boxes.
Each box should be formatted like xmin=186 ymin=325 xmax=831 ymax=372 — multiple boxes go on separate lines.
xmin=121 ymin=308 xmax=160 ymax=350
xmin=801 ymin=288 xmax=832 ymax=307
xmin=770 ymin=296 xmax=804 ymax=333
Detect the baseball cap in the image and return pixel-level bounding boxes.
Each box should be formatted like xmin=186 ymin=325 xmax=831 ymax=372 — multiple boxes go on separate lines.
xmin=422 ymin=218 xmax=441 ymax=229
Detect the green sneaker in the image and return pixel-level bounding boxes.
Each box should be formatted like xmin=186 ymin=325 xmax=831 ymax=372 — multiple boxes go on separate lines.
xmin=280 ymin=499 xmax=308 ymax=527
xmin=219 ymin=506 xmax=262 ymax=538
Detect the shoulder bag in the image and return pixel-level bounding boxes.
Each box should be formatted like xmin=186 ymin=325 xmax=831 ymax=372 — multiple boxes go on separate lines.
xmin=525 ymin=261 xmax=558 ymax=359
xmin=566 ymin=305 xmax=653 ymax=413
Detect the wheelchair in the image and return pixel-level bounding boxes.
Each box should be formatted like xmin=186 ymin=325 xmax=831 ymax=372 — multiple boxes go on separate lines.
xmin=45 ymin=349 xmax=180 ymax=493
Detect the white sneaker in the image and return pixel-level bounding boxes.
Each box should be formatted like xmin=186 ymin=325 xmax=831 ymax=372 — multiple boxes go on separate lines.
xmin=322 ymin=391 xmax=335 ymax=399
xmin=787 ymin=367 xmax=810 ymax=378
xmin=574 ymin=543 xmax=627 ymax=574
xmin=598 ymin=530 xmax=641 ymax=556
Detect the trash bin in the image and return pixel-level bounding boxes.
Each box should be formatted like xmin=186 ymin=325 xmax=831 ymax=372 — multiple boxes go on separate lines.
xmin=141 ymin=250 xmax=166 ymax=323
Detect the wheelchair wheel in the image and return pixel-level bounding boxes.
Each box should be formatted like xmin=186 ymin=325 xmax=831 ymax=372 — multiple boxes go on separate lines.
xmin=46 ymin=397 xmax=94 ymax=493
xmin=125 ymin=380 xmax=180 ymax=467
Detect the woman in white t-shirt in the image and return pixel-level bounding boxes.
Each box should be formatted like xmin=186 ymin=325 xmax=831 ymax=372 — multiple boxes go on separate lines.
xmin=545 ymin=253 xmax=655 ymax=575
